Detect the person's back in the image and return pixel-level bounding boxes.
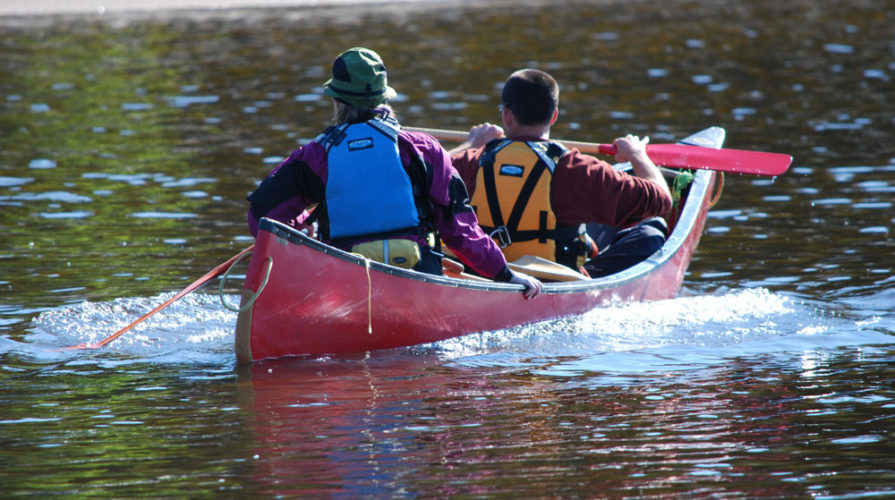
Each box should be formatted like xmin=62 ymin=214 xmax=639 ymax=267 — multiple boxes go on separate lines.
xmin=450 ymin=68 xmax=673 ymax=277
xmin=467 ymin=137 xmax=595 ymax=270
xmin=318 ymin=115 xmax=420 ymax=243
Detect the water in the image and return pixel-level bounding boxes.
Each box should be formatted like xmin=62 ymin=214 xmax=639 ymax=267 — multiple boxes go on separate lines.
xmin=2 ymin=0 xmax=894 ymax=496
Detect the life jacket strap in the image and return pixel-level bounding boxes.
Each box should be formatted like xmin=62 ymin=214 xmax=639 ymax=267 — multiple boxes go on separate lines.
xmin=480 ymin=222 xmax=583 ymax=247
xmin=489 ymin=225 xmax=512 ymax=248
xmin=319 ymin=124 xmax=348 ymax=151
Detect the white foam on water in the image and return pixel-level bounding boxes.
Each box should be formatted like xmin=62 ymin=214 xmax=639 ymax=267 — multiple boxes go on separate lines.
xmin=433 ymin=288 xmax=894 ymax=374
xmin=19 ymin=292 xmax=237 ymax=368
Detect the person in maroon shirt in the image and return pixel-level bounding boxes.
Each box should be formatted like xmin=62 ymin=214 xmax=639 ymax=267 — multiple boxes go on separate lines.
xmin=449 ymin=68 xmax=673 ymax=278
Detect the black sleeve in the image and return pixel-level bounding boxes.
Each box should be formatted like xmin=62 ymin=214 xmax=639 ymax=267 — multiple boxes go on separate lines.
xmin=492 ymin=265 xmax=514 ymax=282
xmin=444 ymin=173 xmax=475 ymax=221
xmin=247 ymin=159 xmax=324 ymax=220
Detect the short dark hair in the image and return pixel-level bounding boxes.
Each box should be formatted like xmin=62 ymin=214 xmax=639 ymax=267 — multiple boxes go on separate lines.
xmin=501 ymin=69 xmax=558 ymax=126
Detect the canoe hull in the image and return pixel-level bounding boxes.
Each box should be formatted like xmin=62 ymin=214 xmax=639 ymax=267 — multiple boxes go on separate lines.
xmin=236 ymin=128 xmax=723 ymax=364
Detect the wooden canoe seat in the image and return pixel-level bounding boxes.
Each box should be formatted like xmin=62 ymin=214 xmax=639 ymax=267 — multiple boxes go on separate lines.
xmin=508 ymin=255 xmax=589 ymax=282
xmin=441 ymin=255 xmax=588 ymax=282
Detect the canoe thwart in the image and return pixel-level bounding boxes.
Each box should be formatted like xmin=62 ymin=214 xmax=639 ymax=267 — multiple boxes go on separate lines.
xmin=508 ymin=255 xmax=589 ymax=282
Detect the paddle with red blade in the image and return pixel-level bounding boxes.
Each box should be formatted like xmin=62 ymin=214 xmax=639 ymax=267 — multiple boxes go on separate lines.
xmin=64 ymin=245 xmax=254 ymax=351
xmin=407 ymin=126 xmax=793 ymax=176
xmin=594 ymin=142 xmax=791 ymax=176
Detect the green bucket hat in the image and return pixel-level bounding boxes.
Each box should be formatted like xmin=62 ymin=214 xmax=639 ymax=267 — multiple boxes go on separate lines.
xmin=323 ymin=47 xmax=397 ymax=108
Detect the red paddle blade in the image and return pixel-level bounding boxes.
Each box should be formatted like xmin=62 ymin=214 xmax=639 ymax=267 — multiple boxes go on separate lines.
xmin=598 ymin=143 xmax=793 ymax=176
xmin=645 ymin=143 xmax=792 ymax=176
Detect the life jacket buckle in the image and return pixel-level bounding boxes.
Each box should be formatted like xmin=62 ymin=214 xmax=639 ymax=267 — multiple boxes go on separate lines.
xmin=490 ymin=225 xmax=512 ymax=248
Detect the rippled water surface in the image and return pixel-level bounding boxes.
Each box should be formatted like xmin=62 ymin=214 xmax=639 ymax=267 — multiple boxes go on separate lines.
xmin=2 ymin=0 xmax=894 ymax=497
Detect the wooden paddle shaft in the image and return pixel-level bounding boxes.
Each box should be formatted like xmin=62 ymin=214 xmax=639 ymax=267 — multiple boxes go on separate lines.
xmin=406 ymin=126 xmax=607 ymax=154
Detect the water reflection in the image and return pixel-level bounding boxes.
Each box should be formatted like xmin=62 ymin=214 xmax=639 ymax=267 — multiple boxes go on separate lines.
xmin=237 ymin=341 xmax=895 ymax=497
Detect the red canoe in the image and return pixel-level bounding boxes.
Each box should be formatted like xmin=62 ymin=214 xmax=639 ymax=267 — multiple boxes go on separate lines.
xmin=234 ymin=127 xmax=726 ymax=364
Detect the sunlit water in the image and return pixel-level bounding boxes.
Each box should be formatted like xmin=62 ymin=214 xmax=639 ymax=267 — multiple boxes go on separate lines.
xmin=2 ymin=0 xmax=895 ymax=497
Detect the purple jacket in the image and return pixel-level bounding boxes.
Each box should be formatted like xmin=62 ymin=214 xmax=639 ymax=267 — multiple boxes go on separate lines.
xmin=247 ymin=129 xmax=509 ymax=279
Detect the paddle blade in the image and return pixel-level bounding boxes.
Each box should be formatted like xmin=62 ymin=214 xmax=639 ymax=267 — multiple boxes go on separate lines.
xmin=598 ymin=143 xmax=793 ymax=176
xmin=646 ymin=143 xmax=792 ymax=176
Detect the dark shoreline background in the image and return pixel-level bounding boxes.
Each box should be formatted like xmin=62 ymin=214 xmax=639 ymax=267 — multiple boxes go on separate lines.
xmin=1 ymin=0 xmax=562 ymax=25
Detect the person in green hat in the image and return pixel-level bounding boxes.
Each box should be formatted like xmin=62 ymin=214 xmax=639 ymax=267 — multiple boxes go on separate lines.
xmin=247 ymin=47 xmax=541 ymax=299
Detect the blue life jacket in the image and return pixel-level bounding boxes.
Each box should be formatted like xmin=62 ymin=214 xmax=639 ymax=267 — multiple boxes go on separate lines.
xmin=320 ymin=116 xmax=421 ymax=242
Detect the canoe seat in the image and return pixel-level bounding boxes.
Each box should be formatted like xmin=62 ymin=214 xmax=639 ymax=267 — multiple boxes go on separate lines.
xmin=508 ymin=255 xmax=589 ymax=282
xmin=441 ymin=255 xmax=588 ymax=282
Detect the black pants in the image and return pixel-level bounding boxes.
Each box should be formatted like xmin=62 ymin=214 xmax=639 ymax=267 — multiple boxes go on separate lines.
xmin=413 ymin=245 xmax=444 ymax=275
xmin=584 ymin=218 xmax=668 ymax=278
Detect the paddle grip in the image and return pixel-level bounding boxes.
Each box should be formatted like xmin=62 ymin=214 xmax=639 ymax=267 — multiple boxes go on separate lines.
xmin=597 ymin=144 xmax=617 ymax=156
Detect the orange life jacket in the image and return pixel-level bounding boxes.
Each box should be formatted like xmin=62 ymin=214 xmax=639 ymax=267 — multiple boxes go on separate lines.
xmin=472 ymin=139 xmax=590 ymax=268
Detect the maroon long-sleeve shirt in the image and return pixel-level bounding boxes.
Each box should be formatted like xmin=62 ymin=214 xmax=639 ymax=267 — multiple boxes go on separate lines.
xmin=451 ymin=142 xmax=672 ymax=230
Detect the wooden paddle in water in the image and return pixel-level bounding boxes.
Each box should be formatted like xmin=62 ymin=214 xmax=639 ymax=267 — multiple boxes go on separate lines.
xmin=407 ymin=126 xmax=793 ymax=177
xmin=65 ymin=245 xmax=254 ymax=350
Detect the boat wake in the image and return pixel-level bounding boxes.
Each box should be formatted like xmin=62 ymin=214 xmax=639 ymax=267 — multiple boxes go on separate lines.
xmin=428 ymin=288 xmax=893 ymax=375
xmin=9 ymin=292 xmax=237 ymax=368
xmin=5 ymin=287 xmax=890 ymax=373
